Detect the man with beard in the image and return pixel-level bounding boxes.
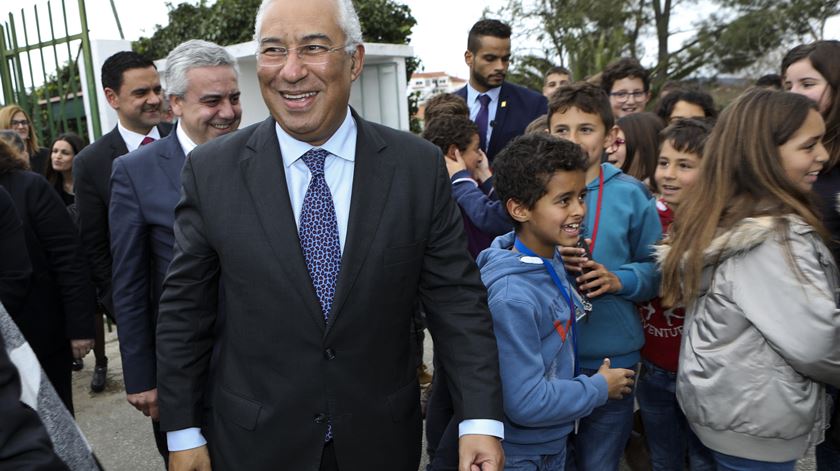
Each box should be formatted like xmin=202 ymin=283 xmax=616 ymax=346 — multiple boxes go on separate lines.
xmin=72 ymin=50 xmax=172 ymax=454
xmin=109 ymin=40 xmax=241 ymax=469
xmin=455 ymin=19 xmax=547 ymax=161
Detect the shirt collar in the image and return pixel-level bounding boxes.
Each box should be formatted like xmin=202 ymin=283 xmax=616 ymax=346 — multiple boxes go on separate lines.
xmin=175 ymin=122 xmax=198 ymax=157
xmin=276 ymin=107 xmax=357 ymax=168
xmin=117 ymin=120 xmax=161 ymax=152
xmin=466 ymin=83 xmax=502 ymax=105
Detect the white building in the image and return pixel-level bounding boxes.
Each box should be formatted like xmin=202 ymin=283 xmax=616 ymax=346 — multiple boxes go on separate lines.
xmin=408 ymin=72 xmax=467 ymax=103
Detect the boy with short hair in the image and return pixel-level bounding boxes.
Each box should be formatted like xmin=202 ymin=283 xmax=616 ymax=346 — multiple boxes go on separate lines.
xmin=601 ymin=58 xmax=651 ymax=118
xmin=548 ymin=82 xmax=662 ymax=470
xmin=478 ymin=132 xmax=635 ymax=469
xmin=423 ymin=92 xmax=470 ymax=126
xmin=637 ymin=118 xmax=715 ymax=470
xmin=543 ymin=66 xmax=572 ymax=99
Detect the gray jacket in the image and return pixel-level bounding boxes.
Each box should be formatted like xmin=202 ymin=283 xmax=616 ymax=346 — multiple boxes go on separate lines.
xmin=663 ymin=215 xmax=840 ymax=462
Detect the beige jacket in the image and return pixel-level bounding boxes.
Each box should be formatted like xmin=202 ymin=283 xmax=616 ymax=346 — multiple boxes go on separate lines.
xmin=660 ymin=215 xmax=840 ymax=462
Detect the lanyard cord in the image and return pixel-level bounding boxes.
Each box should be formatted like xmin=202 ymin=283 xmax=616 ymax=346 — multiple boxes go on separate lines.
xmin=589 ymin=167 xmax=605 ymax=254
xmin=513 ymin=237 xmax=579 ymax=376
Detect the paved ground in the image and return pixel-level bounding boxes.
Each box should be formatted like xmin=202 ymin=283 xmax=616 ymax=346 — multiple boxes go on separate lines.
xmin=70 ymin=327 xmax=816 ymax=470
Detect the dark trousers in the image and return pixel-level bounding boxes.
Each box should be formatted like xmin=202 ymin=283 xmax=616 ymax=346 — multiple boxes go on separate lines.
xmin=152 ymin=419 xmax=169 ymax=468
xmin=320 ymin=441 xmax=338 ymax=471
xmin=40 ymin=346 xmax=73 ymax=416
xmin=426 ymin=363 xmax=459 ymax=470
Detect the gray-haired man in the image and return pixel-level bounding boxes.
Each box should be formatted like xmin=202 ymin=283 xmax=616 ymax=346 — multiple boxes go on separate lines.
xmin=108 ymin=39 xmax=241 ymax=466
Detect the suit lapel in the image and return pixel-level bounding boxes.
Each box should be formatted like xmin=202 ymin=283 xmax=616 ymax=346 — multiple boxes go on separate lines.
xmin=327 ymin=113 xmax=395 ymax=336
xmin=108 ymin=126 xmax=129 ymax=159
xmin=239 ymin=118 xmax=325 ymax=331
xmin=156 ymin=132 xmax=186 ymax=192
xmin=488 ymin=83 xmax=511 ymax=154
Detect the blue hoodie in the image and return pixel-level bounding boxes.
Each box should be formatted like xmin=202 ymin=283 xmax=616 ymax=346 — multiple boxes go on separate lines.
xmin=578 ymin=163 xmax=661 ymax=369
xmin=477 ymin=232 xmax=609 ymax=456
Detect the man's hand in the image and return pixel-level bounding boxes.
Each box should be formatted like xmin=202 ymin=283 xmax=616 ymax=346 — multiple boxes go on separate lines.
xmin=70 ymin=339 xmax=94 ymax=360
xmin=445 ymin=149 xmax=468 ymax=178
xmin=459 ymin=434 xmax=504 ymax=471
xmin=127 ymin=388 xmax=159 ymax=420
xmin=169 ymin=445 xmax=211 ymax=471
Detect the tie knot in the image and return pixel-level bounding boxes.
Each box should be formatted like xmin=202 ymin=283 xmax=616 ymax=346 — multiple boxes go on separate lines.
xmin=478 ymin=94 xmax=491 ymax=107
xmin=301 ymin=148 xmax=329 ymax=176
xmin=140 ymin=136 xmax=156 ymax=146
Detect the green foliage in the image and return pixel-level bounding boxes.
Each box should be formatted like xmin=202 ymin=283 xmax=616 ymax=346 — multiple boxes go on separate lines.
xmin=497 ymin=0 xmax=840 ymax=93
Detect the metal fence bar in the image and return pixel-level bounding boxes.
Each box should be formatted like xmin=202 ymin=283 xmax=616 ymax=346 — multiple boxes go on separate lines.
xmin=61 ymin=0 xmax=83 ymax=136
xmin=34 ymin=4 xmax=58 ymax=140
xmin=47 ymin=0 xmax=70 ymax=135
xmin=77 ymin=0 xmax=100 ymax=139
xmin=8 ymin=14 xmax=28 ymax=110
xmin=0 ymin=25 xmax=13 ymax=102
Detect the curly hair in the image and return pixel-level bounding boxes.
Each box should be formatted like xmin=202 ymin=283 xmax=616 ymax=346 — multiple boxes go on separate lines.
xmin=421 ymin=114 xmax=478 ymax=156
xmin=493 ymin=133 xmax=588 ymax=225
xmin=423 ymin=93 xmax=469 ymax=126
xmin=655 ymin=89 xmax=717 ymax=122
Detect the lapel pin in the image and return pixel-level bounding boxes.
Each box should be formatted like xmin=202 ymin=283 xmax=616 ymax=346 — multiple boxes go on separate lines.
xmin=501 ymin=101 xmax=507 ymax=108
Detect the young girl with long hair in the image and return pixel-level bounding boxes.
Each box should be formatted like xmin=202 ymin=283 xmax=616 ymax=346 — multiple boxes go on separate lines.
xmin=660 ymin=89 xmax=840 ymax=470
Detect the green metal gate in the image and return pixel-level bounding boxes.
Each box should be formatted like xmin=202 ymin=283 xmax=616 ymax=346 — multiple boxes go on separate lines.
xmin=0 ymin=0 xmax=101 ymax=146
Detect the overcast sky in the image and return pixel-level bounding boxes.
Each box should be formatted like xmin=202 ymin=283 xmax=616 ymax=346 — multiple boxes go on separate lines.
xmin=2 ymin=0 xmax=839 ymax=84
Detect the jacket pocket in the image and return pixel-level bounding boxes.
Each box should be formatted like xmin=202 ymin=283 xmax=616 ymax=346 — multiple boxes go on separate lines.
xmin=215 ymin=386 xmax=263 ymax=431
xmin=387 ymin=379 xmax=419 ymax=423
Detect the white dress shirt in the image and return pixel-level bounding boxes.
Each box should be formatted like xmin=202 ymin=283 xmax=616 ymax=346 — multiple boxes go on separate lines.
xmin=466 ymin=83 xmax=502 ymax=151
xmin=175 ymin=122 xmax=198 ymax=157
xmin=167 ymin=107 xmax=502 ymax=451
xmin=117 ymin=120 xmax=162 ymax=153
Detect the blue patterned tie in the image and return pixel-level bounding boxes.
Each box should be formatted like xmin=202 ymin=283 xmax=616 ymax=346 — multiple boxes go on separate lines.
xmin=298 ymin=147 xmax=341 ymax=442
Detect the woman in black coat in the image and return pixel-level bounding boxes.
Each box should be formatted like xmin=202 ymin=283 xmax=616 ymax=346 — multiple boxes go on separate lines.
xmin=0 ymin=134 xmax=95 ymax=415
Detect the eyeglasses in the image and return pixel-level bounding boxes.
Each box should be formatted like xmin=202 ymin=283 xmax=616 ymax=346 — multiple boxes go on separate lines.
xmin=257 ymin=44 xmax=349 ymax=67
xmin=610 ymin=91 xmax=647 ymax=102
xmin=11 ymin=119 xmax=29 ymax=127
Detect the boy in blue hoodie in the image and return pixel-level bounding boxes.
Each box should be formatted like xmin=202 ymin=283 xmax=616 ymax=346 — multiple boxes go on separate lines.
xmin=478 ymin=133 xmax=636 ymax=470
xmin=547 ymin=82 xmax=662 ymax=470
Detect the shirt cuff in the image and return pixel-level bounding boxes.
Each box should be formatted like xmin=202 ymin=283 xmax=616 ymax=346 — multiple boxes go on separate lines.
xmin=458 ymin=419 xmax=504 ymax=439
xmin=167 ymin=427 xmax=207 ymax=451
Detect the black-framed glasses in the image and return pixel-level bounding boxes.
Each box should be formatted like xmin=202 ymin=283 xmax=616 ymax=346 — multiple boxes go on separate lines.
xmin=609 ymin=91 xmax=646 ymax=102
xmin=257 ymin=43 xmax=349 ymax=67
xmin=11 ymin=119 xmax=29 ymax=126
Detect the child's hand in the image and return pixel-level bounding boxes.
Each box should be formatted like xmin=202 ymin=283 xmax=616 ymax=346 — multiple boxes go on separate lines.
xmin=472 ymin=149 xmax=492 ymax=183
xmin=445 ymin=148 xmax=467 ymax=178
xmin=559 ymin=245 xmax=587 ymax=272
xmin=596 ymin=358 xmax=635 ymax=400
xmin=576 ymin=259 xmax=622 ymax=297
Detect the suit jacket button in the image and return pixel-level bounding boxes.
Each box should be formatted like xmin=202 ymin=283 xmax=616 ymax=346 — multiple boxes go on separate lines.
xmin=324 ymin=348 xmax=336 ymax=360
xmin=314 ymin=413 xmax=327 ymax=424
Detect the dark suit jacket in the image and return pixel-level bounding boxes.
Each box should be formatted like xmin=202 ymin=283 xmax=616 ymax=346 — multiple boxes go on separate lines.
xmin=109 ymin=131 xmax=184 ymax=394
xmin=156 ymin=113 xmax=503 ymax=471
xmin=0 ymin=171 xmax=95 ymax=358
xmin=456 ymin=81 xmax=548 ymax=160
xmin=73 ymin=123 xmax=172 ymax=316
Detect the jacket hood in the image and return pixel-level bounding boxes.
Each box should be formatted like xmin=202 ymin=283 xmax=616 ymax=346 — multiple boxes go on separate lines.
xmin=477 ymin=232 xmax=559 ymax=290
xmin=586 ymin=162 xmax=622 ymax=189
xmin=655 ymin=215 xmax=811 ymax=267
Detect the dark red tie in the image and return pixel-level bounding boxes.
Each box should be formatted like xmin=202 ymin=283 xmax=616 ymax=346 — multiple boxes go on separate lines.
xmin=140 ymin=136 xmax=155 ymax=146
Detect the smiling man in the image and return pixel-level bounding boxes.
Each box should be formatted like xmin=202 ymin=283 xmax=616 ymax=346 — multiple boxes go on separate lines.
xmin=156 ymin=1 xmax=504 ymax=471
xmin=108 ymin=40 xmax=241 ymax=469
xmin=455 ymin=19 xmax=547 ymax=162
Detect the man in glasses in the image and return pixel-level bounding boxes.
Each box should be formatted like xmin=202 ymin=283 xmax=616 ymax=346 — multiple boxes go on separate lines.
xmin=600 ymin=57 xmax=652 ymax=119
xmin=156 ymin=0 xmax=505 ymax=470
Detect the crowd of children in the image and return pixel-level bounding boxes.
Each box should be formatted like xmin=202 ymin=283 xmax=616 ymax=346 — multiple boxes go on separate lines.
xmin=421 ymin=38 xmax=840 ymax=471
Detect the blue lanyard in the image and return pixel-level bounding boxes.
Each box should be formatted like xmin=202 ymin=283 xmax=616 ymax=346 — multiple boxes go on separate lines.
xmin=514 ymin=237 xmax=579 ymax=376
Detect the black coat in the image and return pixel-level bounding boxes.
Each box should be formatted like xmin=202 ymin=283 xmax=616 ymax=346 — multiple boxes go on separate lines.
xmin=0 ymin=185 xmax=32 ymax=314
xmin=72 ymin=123 xmax=172 ymax=316
xmin=0 ymin=170 xmax=95 ymax=357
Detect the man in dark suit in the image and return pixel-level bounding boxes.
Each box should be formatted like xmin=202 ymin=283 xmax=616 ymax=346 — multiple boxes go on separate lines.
xmin=455 ymin=19 xmax=547 ymax=161
xmin=157 ymin=0 xmax=504 ymax=470
xmin=109 ymin=40 xmax=242 ymax=467
xmin=73 ymin=51 xmax=172 ymax=395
